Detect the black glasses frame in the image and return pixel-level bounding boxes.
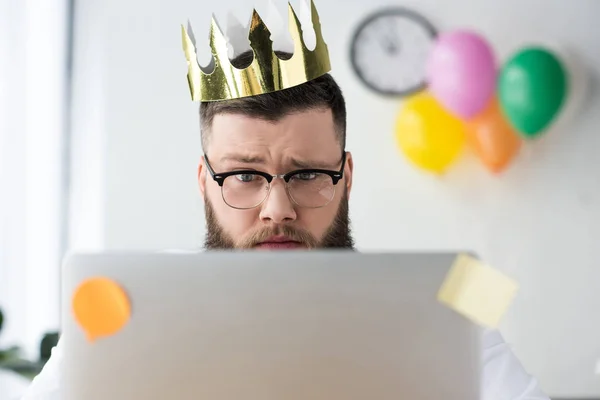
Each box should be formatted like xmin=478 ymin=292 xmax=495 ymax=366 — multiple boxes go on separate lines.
xmin=204 ymin=152 xmax=347 ymax=187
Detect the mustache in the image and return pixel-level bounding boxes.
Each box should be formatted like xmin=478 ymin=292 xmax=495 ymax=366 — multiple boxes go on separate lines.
xmin=237 ymin=225 xmax=319 ymax=249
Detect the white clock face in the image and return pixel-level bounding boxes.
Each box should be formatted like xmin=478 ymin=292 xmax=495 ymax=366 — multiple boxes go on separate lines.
xmin=350 ymin=8 xmax=437 ymax=96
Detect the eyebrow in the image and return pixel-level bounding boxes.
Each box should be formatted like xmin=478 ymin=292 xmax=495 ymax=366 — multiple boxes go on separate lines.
xmin=219 ymin=155 xmax=266 ymax=164
xmin=219 ymin=154 xmax=340 ymax=170
xmin=290 ymin=158 xmax=339 ymax=170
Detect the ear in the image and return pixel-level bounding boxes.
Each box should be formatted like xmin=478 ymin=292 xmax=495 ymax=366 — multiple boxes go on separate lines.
xmin=344 ymin=151 xmax=353 ymax=199
xmin=198 ymin=156 xmax=207 ymax=198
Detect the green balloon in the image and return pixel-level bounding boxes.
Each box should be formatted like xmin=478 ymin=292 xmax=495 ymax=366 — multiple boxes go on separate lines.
xmin=499 ymin=47 xmax=568 ymax=138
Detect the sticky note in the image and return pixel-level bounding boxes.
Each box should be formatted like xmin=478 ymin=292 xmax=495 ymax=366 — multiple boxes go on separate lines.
xmin=437 ymin=254 xmax=518 ymax=328
xmin=72 ymin=277 xmax=131 ymax=342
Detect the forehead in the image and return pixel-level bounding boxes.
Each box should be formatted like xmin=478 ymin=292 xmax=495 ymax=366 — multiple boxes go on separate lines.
xmin=206 ymin=108 xmax=339 ymax=157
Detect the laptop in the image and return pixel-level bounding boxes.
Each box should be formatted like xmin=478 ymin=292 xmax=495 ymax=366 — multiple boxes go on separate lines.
xmin=60 ymin=251 xmax=482 ymax=400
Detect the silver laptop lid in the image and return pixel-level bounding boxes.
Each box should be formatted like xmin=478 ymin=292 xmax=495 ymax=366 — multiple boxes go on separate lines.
xmin=61 ymin=251 xmax=482 ymax=400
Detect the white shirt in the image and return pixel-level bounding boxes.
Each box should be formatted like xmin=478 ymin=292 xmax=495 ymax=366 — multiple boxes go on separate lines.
xmin=20 ymin=329 xmax=548 ymax=399
xmin=0 ymin=369 xmax=30 ymax=400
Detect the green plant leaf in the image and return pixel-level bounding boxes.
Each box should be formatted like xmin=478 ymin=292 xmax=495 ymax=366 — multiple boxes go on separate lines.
xmin=40 ymin=332 xmax=60 ymax=362
xmin=0 ymin=345 xmax=22 ymax=363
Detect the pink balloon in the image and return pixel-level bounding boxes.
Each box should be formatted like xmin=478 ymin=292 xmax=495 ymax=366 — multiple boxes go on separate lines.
xmin=426 ymin=30 xmax=496 ymax=119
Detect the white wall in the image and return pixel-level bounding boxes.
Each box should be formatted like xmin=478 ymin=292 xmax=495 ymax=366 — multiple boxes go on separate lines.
xmin=70 ymin=0 xmax=600 ymax=397
xmin=1 ymin=0 xmax=68 ymax=359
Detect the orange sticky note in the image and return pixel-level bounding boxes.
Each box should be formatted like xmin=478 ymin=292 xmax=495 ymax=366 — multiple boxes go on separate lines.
xmin=72 ymin=277 xmax=131 ymax=342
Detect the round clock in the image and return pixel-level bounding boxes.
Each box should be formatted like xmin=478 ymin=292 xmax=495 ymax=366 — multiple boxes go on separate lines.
xmin=349 ymin=7 xmax=437 ymax=97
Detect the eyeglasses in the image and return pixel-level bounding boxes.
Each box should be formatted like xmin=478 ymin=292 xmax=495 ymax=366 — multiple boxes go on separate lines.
xmin=204 ymin=152 xmax=346 ymax=210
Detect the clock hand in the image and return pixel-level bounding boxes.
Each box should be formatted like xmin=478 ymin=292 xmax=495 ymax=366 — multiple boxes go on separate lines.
xmin=378 ymin=23 xmax=400 ymax=54
xmin=381 ymin=35 xmax=399 ymax=54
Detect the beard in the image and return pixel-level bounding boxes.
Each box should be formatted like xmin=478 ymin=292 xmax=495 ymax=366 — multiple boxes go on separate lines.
xmin=203 ymin=188 xmax=355 ymax=250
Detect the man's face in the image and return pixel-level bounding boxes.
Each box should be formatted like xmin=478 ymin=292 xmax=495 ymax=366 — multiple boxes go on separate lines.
xmin=197 ymin=108 xmax=354 ymax=250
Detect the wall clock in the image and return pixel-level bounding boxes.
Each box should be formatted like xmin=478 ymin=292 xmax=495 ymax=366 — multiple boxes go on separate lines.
xmin=349 ymin=7 xmax=437 ymax=97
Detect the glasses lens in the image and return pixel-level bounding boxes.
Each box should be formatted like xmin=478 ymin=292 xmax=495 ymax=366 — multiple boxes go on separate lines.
xmin=288 ymin=172 xmax=335 ymax=208
xmin=222 ymin=173 xmax=269 ymax=209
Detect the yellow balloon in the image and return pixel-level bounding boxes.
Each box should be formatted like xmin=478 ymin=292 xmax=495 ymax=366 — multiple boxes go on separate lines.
xmin=395 ymin=92 xmax=466 ymax=174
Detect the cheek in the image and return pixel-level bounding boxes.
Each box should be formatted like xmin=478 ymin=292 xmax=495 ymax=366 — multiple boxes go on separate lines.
xmin=207 ymin=185 xmax=258 ymax=234
xmin=297 ymin=184 xmax=345 ymax=238
xmin=297 ymin=203 xmax=339 ymax=238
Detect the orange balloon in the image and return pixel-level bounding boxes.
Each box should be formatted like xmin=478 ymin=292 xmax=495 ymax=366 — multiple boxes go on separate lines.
xmin=465 ymin=97 xmax=522 ymax=173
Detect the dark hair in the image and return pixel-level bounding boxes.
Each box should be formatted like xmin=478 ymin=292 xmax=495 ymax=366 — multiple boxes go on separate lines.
xmin=199 ymin=50 xmax=346 ymax=151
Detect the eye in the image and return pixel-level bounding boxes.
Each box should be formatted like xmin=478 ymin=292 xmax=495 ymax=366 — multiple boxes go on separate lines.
xmin=235 ymin=173 xmax=256 ymax=182
xmin=296 ymin=172 xmax=317 ymax=181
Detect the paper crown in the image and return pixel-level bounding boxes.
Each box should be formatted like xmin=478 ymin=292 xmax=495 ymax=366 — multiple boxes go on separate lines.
xmin=181 ymin=0 xmax=331 ymax=102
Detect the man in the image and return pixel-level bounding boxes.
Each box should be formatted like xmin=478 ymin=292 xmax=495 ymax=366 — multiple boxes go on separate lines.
xmin=20 ymin=5 xmax=549 ymax=398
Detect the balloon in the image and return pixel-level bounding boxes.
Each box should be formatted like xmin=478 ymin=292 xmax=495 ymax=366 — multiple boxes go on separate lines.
xmin=525 ymin=43 xmax=588 ymax=140
xmin=499 ymin=47 xmax=568 ymax=138
xmin=395 ymin=92 xmax=465 ymax=174
xmin=426 ymin=30 xmax=496 ymax=119
xmin=465 ymin=97 xmax=522 ymax=173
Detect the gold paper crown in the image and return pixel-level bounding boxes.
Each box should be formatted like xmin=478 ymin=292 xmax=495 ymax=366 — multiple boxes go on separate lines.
xmin=181 ymin=0 xmax=331 ymax=102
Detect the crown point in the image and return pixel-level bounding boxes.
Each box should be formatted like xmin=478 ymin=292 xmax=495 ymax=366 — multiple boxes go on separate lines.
xmin=310 ymin=0 xmax=323 ymax=31
xmin=210 ymin=13 xmax=222 ymax=32
xmin=248 ymin=8 xmax=273 ymax=49
xmin=287 ymin=1 xmax=304 ymax=47
xmin=185 ymin=20 xmax=197 ymax=45
xmin=181 ymin=24 xmax=187 ymax=45
xmin=209 ymin=13 xmax=228 ymax=46
xmin=249 ymin=8 xmax=270 ymax=34
xmin=181 ymin=23 xmax=197 ymax=59
xmin=287 ymin=1 xmax=298 ymax=18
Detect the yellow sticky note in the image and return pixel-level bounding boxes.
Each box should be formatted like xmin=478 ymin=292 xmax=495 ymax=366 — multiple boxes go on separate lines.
xmin=437 ymin=254 xmax=518 ymax=328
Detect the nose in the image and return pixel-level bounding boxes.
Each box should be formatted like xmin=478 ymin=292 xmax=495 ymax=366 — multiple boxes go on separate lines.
xmin=259 ymin=180 xmax=297 ymax=224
